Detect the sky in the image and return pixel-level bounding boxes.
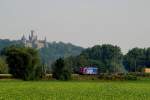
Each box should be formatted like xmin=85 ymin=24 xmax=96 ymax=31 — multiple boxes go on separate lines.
xmin=0 ymin=0 xmax=150 ymax=53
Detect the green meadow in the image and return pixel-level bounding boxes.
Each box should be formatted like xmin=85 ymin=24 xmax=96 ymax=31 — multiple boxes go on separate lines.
xmin=0 ymin=79 xmax=150 ymax=100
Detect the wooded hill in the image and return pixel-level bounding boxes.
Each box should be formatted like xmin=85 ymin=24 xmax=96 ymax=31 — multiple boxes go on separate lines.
xmin=0 ymin=39 xmax=84 ymax=65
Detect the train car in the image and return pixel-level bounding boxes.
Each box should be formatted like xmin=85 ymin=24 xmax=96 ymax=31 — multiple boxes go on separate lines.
xmin=80 ymin=67 xmax=98 ymax=75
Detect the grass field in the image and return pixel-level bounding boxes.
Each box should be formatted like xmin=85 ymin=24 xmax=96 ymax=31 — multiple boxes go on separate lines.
xmin=0 ymin=79 xmax=150 ymax=100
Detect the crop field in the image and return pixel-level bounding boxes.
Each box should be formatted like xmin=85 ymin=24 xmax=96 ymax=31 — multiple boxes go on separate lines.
xmin=0 ymin=79 xmax=150 ymax=100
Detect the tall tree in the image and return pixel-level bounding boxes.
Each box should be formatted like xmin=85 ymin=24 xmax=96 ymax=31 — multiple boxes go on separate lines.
xmin=145 ymin=48 xmax=150 ymax=67
xmin=2 ymin=46 xmax=42 ymax=80
xmin=124 ymin=48 xmax=146 ymax=72
xmin=52 ymin=58 xmax=71 ymax=80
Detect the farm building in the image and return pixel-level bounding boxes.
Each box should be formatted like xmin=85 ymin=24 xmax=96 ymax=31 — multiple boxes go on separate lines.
xmin=80 ymin=67 xmax=98 ymax=75
xmin=143 ymin=68 xmax=150 ymax=73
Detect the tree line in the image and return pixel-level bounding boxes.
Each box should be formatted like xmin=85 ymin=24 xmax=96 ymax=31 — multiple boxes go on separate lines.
xmin=0 ymin=44 xmax=150 ymax=80
xmin=52 ymin=44 xmax=150 ymax=80
xmin=65 ymin=45 xmax=150 ymax=73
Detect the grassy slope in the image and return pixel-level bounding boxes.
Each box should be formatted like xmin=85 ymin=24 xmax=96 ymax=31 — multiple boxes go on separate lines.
xmin=0 ymin=79 xmax=150 ymax=100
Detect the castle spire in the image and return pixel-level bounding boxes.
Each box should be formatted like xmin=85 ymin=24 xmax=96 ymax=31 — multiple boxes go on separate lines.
xmin=21 ymin=34 xmax=26 ymax=41
xmin=44 ymin=37 xmax=48 ymax=47
xmin=21 ymin=34 xmax=26 ymax=44
xmin=44 ymin=37 xmax=47 ymax=42
xmin=31 ymin=30 xmax=35 ymax=37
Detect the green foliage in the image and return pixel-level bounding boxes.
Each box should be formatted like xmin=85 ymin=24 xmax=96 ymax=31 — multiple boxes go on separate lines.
xmin=2 ymin=39 xmax=150 ymax=74
xmin=0 ymin=39 xmax=83 ymax=71
xmin=124 ymin=47 xmax=150 ymax=72
xmin=98 ymin=73 xmax=137 ymax=80
xmin=39 ymin=42 xmax=84 ymax=66
xmin=77 ymin=55 xmax=89 ymax=67
xmin=52 ymin=58 xmax=71 ymax=80
xmin=72 ymin=74 xmax=99 ymax=80
xmin=0 ymin=58 xmax=8 ymax=74
xmin=2 ymin=46 xmax=42 ymax=80
xmin=65 ymin=44 xmax=125 ymax=74
xmin=124 ymin=74 xmax=137 ymax=80
xmin=125 ymin=72 xmax=150 ymax=78
xmin=0 ymin=39 xmax=19 ymax=52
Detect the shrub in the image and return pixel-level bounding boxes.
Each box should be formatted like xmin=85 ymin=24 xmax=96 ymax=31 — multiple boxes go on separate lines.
xmin=52 ymin=58 xmax=71 ymax=81
xmin=124 ymin=74 xmax=137 ymax=80
xmin=134 ymin=72 xmax=150 ymax=77
xmin=98 ymin=73 xmax=137 ymax=81
xmin=72 ymin=74 xmax=99 ymax=81
xmin=0 ymin=58 xmax=8 ymax=74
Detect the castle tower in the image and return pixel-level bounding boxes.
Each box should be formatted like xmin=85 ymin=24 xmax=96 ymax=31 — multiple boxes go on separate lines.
xmin=44 ymin=37 xmax=47 ymax=42
xmin=44 ymin=37 xmax=48 ymax=47
xmin=29 ymin=30 xmax=37 ymax=42
xmin=31 ymin=30 xmax=35 ymax=37
xmin=21 ymin=35 xmax=26 ymax=44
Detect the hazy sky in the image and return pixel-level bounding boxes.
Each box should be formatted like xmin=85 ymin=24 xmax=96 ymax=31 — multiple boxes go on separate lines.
xmin=0 ymin=0 xmax=150 ymax=53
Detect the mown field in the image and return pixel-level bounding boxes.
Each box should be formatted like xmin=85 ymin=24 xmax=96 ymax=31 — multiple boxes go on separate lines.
xmin=0 ymin=79 xmax=150 ymax=100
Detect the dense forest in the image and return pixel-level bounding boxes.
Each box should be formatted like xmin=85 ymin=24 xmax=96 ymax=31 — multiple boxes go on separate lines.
xmin=0 ymin=39 xmax=19 ymax=51
xmin=63 ymin=45 xmax=150 ymax=74
xmin=0 ymin=39 xmax=150 ymax=74
xmin=63 ymin=44 xmax=124 ymax=74
xmin=39 ymin=42 xmax=84 ymax=65
xmin=0 ymin=39 xmax=84 ymax=65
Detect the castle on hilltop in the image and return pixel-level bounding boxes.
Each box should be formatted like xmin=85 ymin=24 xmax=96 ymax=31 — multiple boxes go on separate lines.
xmin=21 ymin=30 xmax=48 ymax=49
